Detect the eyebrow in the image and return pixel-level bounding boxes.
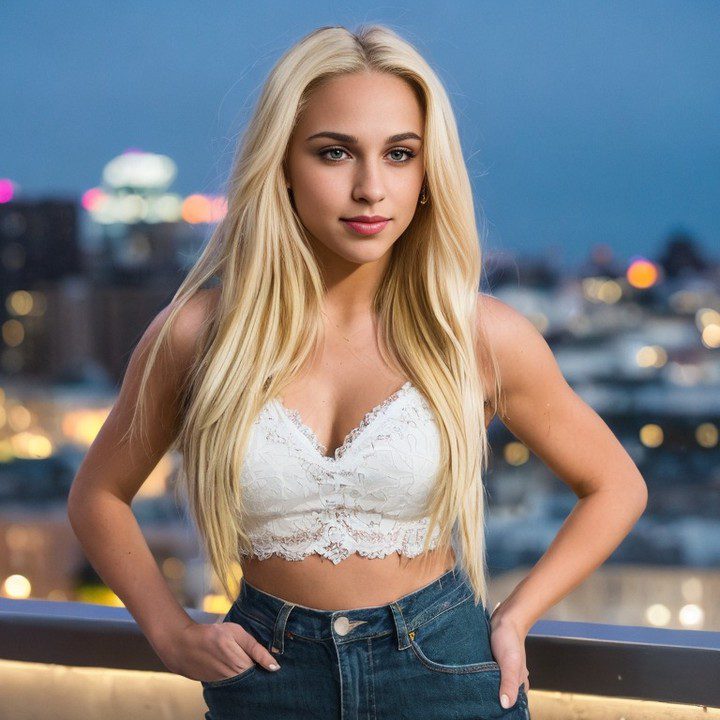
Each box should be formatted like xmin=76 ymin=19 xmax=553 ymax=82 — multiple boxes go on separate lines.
xmin=305 ymin=131 xmax=422 ymax=144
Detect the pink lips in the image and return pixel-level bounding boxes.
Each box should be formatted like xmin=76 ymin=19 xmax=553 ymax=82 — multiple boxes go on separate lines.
xmin=341 ymin=219 xmax=390 ymax=235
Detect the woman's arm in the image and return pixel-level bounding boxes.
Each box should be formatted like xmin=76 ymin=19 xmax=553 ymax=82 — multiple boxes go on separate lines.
xmin=68 ymin=288 xmax=282 ymax=681
xmin=480 ymin=292 xmax=648 ymax=631
xmin=67 ymin=291 xmax=216 ymax=651
xmin=477 ymin=293 xmax=648 ymax=703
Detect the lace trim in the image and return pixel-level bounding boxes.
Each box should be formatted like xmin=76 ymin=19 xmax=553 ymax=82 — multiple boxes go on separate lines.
xmin=275 ymin=380 xmax=413 ymax=461
xmin=243 ymin=513 xmax=443 ymax=564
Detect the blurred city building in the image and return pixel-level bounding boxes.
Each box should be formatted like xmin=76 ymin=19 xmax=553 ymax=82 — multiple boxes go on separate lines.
xmin=0 ymin=153 xmax=718 ymax=631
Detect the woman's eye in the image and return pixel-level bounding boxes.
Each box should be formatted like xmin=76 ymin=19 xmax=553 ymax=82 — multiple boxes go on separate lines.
xmin=318 ymin=147 xmax=415 ymax=163
xmin=387 ymin=148 xmax=415 ymax=162
xmin=320 ymin=147 xmax=348 ymax=161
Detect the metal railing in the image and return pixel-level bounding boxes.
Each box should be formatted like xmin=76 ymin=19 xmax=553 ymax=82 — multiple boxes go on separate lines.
xmin=1 ymin=598 xmax=719 ymax=706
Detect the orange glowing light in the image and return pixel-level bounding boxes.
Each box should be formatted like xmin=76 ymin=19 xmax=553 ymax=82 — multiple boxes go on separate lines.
xmin=182 ymin=194 xmax=212 ymax=223
xmin=626 ymin=259 xmax=658 ymax=289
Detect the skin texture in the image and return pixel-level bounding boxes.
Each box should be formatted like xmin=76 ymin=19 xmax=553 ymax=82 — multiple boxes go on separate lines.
xmin=68 ymin=69 xmax=648 ymax=706
xmin=284 ymin=70 xmax=425 ymax=275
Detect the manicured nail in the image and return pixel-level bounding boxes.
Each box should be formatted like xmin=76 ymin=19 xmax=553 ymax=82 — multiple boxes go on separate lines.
xmin=268 ymin=663 xmax=280 ymax=671
xmin=500 ymin=694 xmax=510 ymax=708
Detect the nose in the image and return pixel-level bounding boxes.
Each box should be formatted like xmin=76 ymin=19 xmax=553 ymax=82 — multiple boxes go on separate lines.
xmin=351 ymin=160 xmax=385 ymax=205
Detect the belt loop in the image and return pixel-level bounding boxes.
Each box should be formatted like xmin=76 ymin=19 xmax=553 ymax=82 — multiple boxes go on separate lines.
xmin=271 ymin=602 xmax=294 ymax=654
xmin=389 ymin=601 xmax=412 ymax=650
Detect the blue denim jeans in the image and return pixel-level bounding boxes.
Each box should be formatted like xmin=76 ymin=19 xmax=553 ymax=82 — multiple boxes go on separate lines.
xmin=202 ymin=562 xmax=530 ymax=719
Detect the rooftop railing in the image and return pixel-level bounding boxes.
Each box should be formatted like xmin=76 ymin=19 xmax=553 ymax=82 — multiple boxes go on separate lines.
xmin=1 ymin=598 xmax=719 ymax=718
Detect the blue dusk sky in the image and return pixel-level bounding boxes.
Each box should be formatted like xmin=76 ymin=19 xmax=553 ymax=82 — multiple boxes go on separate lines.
xmin=1 ymin=1 xmax=718 ymax=270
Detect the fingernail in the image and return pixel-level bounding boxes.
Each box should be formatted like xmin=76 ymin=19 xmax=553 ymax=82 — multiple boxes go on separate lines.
xmin=269 ymin=663 xmax=280 ymax=670
xmin=500 ymin=693 xmax=510 ymax=708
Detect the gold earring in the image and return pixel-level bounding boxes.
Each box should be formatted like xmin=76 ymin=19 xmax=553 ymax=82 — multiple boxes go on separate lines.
xmin=419 ymin=184 xmax=428 ymax=205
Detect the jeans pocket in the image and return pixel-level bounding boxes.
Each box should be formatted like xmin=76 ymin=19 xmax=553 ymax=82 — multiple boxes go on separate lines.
xmin=408 ymin=593 xmax=500 ymax=674
xmin=201 ymin=662 xmax=258 ymax=689
xmin=201 ymin=606 xmax=274 ymax=689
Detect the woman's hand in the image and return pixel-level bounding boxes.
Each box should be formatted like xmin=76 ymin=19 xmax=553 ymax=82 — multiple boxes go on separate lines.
xmin=153 ymin=619 xmax=282 ymax=683
xmin=489 ymin=610 xmax=530 ymax=708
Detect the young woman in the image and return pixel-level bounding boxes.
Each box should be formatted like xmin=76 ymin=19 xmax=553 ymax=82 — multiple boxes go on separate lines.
xmin=68 ymin=23 xmax=648 ymax=719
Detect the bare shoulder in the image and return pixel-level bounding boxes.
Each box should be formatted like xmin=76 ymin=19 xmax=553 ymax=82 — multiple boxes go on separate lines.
xmin=158 ymin=286 xmax=221 ymax=371
xmin=475 ymin=291 xmax=563 ymax=403
xmin=476 ymin=291 xmax=537 ymax=346
xmin=474 ymin=294 xmax=647 ymax=500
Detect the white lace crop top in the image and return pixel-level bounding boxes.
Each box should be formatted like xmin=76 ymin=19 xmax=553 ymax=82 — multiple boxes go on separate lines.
xmin=238 ymin=381 xmax=448 ymax=564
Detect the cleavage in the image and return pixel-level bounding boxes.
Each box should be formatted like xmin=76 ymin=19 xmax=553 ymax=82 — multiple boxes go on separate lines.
xmin=277 ymin=380 xmax=410 ymax=459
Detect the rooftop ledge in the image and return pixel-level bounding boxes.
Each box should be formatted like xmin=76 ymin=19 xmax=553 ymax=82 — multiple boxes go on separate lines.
xmin=1 ymin=598 xmax=719 ymax=719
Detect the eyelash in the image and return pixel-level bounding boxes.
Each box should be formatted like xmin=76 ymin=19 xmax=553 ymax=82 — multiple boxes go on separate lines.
xmin=318 ymin=146 xmax=416 ymax=163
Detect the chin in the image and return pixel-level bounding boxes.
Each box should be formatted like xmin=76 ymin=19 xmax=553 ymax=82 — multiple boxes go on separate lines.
xmin=307 ymin=227 xmax=396 ymax=263
xmin=325 ymin=240 xmax=390 ymax=264
xmin=337 ymin=245 xmax=387 ymax=263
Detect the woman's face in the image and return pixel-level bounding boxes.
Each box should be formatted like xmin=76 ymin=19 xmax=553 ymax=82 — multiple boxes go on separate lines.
xmin=284 ymin=71 xmax=426 ymax=265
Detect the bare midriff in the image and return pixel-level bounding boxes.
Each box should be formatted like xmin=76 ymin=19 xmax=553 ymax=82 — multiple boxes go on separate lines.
xmin=240 ymin=545 xmax=457 ymax=611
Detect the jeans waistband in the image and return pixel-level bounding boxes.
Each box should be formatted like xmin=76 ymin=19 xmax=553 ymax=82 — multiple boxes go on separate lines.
xmin=233 ymin=562 xmax=482 ymax=654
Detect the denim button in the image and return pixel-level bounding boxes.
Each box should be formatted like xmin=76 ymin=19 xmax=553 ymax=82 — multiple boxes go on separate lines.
xmin=334 ymin=616 xmax=350 ymax=635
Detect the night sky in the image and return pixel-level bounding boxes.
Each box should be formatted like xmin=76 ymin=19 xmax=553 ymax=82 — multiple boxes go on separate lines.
xmin=2 ymin=1 xmax=718 ymax=269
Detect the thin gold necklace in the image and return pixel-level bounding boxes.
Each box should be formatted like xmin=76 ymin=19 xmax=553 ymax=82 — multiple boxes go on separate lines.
xmin=323 ymin=311 xmax=371 ymax=344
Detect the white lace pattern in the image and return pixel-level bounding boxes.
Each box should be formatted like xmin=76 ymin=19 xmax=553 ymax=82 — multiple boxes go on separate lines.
xmin=238 ymin=382 xmax=445 ymax=564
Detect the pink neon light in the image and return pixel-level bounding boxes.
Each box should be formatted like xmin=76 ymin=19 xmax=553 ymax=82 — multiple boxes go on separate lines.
xmin=0 ymin=179 xmax=15 ymax=203
xmin=82 ymin=187 xmax=105 ymax=211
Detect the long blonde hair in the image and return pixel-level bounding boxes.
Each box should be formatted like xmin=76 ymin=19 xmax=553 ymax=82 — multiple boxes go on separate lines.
xmin=126 ymin=23 xmax=502 ymax=609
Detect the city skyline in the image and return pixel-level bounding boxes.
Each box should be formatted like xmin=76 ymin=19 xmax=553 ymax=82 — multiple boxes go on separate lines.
xmin=1 ymin=2 xmax=718 ymax=269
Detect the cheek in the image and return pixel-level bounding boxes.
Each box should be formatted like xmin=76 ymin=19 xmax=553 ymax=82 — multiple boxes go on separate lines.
xmin=291 ymin=182 xmax=345 ymax=244
xmin=396 ymin=165 xmax=424 ymax=199
xmin=295 ymin=171 xmax=346 ymax=214
xmin=404 ymin=181 xmax=422 ymax=206
xmin=396 ymin=179 xmax=423 ymax=218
